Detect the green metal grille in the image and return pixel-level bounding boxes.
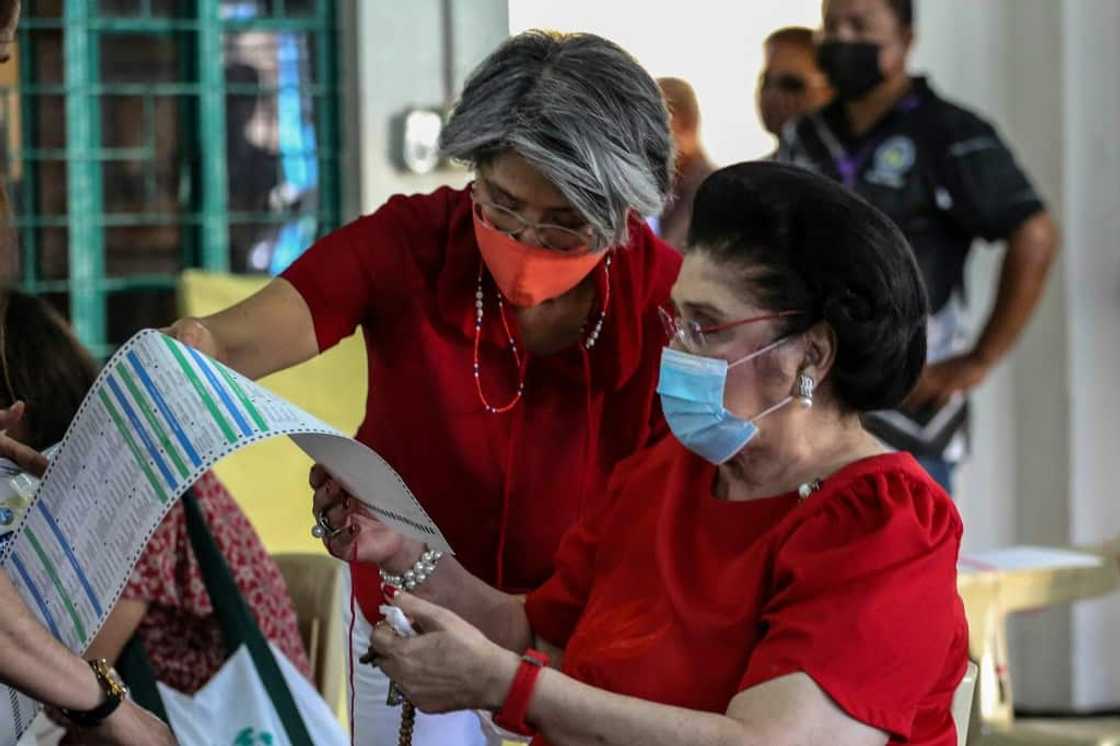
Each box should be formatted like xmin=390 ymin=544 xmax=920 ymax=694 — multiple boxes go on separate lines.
xmin=5 ymin=0 xmax=341 ymax=357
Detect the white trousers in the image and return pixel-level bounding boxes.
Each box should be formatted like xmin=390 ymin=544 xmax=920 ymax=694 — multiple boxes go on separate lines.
xmin=342 ymin=568 xmax=498 ymax=746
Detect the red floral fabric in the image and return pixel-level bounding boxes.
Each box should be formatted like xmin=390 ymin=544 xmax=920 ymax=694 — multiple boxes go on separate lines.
xmin=121 ymin=471 xmax=312 ymax=694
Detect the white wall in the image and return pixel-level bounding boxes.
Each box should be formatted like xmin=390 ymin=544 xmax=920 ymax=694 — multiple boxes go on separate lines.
xmin=911 ymin=0 xmax=1079 ymax=708
xmin=342 ymin=0 xmax=509 ymax=217
xmin=914 ymin=0 xmax=1120 ymax=711
xmin=508 ymin=0 xmax=822 ymax=165
xmin=1064 ymin=0 xmax=1120 ymax=711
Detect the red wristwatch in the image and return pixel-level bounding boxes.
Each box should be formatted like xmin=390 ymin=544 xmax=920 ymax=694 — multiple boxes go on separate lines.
xmin=494 ymin=648 xmax=550 ymax=736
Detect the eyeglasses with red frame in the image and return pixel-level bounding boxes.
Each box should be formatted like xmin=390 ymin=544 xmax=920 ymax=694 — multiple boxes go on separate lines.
xmin=658 ymin=306 xmax=802 ymax=352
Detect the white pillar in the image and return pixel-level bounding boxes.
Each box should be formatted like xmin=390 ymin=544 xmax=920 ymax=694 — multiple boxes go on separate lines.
xmin=347 ymin=0 xmax=509 ymax=215
xmin=1064 ymin=0 xmax=1120 ymax=711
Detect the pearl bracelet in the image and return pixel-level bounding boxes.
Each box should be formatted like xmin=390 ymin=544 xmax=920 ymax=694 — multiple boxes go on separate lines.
xmin=380 ymin=546 xmax=444 ymax=591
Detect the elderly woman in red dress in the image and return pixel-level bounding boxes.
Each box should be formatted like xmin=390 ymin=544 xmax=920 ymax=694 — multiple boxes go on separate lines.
xmin=326 ymin=163 xmax=968 ymax=746
xmin=167 ymin=30 xmax=681 ymax=744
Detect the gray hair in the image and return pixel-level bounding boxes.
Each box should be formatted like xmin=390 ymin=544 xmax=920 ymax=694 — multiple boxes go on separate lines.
xmin=441 ymin=30 xmax=674 ymax=249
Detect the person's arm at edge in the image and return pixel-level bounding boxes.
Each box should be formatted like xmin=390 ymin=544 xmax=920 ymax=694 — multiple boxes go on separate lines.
xmin=520 ymin=669 xmax=887 ymax=746
xmin=83 ymin=599 xmax=148 ymax=665
xmin=0 ymin=571 xmax=107 ymax=709
xmin=906 ymin=210 xmax=1059 ymax=410
xmin=970 ymin=210 xmax=1059 ymax=369
xmin=0 ymin=573 xmax=174 ymax=744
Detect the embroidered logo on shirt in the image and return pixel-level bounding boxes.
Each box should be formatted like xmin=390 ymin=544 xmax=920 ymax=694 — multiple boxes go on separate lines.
xmin=865 ymin=136 xmax=917 ymax=189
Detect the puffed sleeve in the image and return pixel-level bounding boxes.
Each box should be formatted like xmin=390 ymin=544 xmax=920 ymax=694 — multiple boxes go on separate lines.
xmin=739 ymin=467 xmax=966 ymax=740
xmin=280 ymin=189 xmax=453 ymax=352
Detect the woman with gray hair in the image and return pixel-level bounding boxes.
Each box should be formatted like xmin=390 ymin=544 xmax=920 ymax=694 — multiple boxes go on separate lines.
xmin=167 ymin=30 xmax=681 ymax=744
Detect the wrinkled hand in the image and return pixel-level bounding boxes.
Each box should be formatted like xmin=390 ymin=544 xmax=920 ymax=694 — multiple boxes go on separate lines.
xmin=59 ymin=700 xmax=176 ymax=745
xmin=903 ymin=354 xmax=991 ymax=412
xmin=0 ymin=403 xmax=47 ymax=477
xmin=369 ymin=591 xmax=518 ymax=714
xmin=309 ymin=464 xmax=418 ymax=567
xmin=161 ymin=317 xmax=221 ymax=360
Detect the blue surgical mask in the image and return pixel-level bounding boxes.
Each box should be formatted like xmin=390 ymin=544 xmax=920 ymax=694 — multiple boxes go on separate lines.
xmin=656 ymin=340 xmax=792 ymax=465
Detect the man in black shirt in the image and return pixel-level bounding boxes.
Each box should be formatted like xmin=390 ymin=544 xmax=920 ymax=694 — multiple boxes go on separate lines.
xmin=777 ymin=0 xmax=1058 ymax=491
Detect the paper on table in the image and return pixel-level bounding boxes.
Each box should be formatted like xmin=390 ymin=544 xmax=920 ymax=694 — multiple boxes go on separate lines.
xmin=0 ymin=329 xmax=448 ymax=743
xmin=959 ymin=545 xmax=1104 ymax=573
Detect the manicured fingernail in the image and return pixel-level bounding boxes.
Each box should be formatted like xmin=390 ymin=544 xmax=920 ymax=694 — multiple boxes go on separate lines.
xmin=381 ymin=583 xmax=398 ymax=600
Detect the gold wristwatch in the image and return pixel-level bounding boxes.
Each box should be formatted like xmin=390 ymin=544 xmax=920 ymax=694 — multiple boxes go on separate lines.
xmin=60 ymin=658 xmax=129 ymax=728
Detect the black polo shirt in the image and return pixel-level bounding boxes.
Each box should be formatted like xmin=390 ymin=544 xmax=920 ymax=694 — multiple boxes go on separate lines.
xmin=777 ymin=77 xmax=1044 ymax=316
xmin=776 ymin=77 xmax=1045 ymax=458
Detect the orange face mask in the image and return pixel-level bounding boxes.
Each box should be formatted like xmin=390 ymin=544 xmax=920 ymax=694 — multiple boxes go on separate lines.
xmin=473 ymin=212 xmax=604 ymax=307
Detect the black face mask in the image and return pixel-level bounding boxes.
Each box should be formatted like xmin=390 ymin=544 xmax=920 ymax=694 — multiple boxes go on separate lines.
xmin=816 ymin=40 xmax=885 ymax=101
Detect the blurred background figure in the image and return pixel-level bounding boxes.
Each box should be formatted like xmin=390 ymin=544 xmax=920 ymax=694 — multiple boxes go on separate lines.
xmin=225 ymin=62 xmax=283 ymax=275
xmin=654 ymin=77 xmax=716 ymax=251
xmin=757 ymin=26 xmax=832 ymax=143
xmin=777 ymin=0 xmax=1058 ymax=493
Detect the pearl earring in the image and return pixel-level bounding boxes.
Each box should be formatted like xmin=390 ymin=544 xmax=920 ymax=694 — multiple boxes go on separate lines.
xmin=796 ymin=373 xmax=815 ymax=409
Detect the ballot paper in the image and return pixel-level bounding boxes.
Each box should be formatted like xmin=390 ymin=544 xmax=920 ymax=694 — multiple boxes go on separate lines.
xmin=0 ymin=329 xmax=449 ymax=743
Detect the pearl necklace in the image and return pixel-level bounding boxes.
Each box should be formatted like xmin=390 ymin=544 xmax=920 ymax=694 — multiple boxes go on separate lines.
xmin=472 ymin=255 xmax=611 ymax=414
xmin=797 ymin=479 xmax=823 ymax=500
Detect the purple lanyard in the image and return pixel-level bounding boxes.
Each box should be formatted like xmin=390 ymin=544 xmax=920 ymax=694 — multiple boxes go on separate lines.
xmin=833 ymin=93 xmax=921 ymax=189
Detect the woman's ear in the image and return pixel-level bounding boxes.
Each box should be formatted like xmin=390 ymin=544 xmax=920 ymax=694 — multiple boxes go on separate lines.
xmin=801 ymin=321 xmax=838 ymax=384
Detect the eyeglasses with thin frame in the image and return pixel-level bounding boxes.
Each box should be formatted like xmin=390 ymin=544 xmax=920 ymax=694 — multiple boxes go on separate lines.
xmin=471 ymin=181 xmax=594 ymax=254
xmin=659 ymin=306 xmax=803 ymax=353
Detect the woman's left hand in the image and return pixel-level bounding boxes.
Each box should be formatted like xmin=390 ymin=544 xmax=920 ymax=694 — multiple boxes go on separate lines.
xmin=0 ymin=403 xmax=48 ymax=478
xmin=368 ymin=591 xmax=519 ymax=714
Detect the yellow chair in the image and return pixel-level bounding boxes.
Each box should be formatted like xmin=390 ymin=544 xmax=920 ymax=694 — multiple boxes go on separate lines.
xmin=957 ymin=545 xmax=1120 ymax=746
xmin=273 ymin=552 xmax=347 ymax=720
xmin=955 ymin=661 xmax=979 ymax=746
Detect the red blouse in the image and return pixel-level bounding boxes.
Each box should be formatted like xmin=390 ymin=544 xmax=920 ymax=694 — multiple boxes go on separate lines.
xmin=122 ymin=471 xmax=312 ymax=694
xmin=282 ymin=186 xmax=681 ymax=619
xmin=525 ymin=442 xmax=968 ymax=745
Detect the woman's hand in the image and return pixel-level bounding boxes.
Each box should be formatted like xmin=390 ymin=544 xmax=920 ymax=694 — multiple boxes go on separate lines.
xmin=0 ymin=403 xmax=48 ymax=477
xmin=161 ymin=317 xmax=223 ymax=361
xmin=369 ymin=591 xmax=518 ymax=714
xmin=309 ymin=464 xmax=421 ymax=568
xmin=903 ymin=353 xmax=991 ymax=412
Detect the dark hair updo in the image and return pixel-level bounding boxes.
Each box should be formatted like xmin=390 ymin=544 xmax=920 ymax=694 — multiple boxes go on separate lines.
xmin=685 ymin=161 xmax=928 ymax=412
